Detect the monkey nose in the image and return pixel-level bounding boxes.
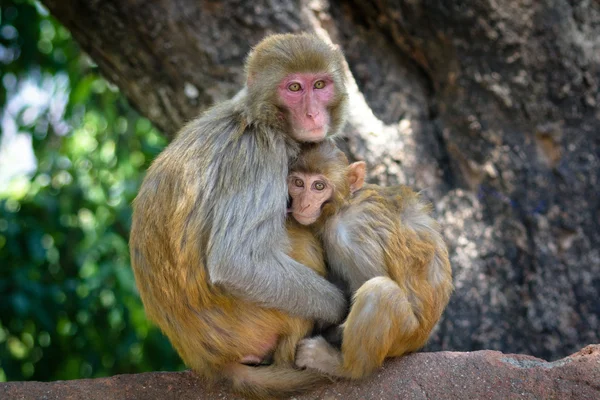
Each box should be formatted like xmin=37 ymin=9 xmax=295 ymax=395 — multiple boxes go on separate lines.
xmin=306 ymin=110 xmax=319 ymax=119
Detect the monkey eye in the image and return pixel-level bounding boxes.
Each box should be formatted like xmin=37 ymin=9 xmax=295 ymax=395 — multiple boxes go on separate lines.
xmin=293 ymin=178 xmax=304 ymax=187
xmin=314 ymin=181 xmax=326 ymax=191
xmin=314 ymin=80 xmax=326 ymax=89
xmin=288 ymin=83 xmax=301 ymax=92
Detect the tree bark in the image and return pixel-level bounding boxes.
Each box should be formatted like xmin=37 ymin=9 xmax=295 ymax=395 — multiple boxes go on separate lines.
xmin=41 ymin=0 xmax=600 ymax=361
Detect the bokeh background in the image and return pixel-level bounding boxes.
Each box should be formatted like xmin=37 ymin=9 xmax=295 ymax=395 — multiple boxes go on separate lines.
xmin=0 ymin=0 xmax=183 ymax=381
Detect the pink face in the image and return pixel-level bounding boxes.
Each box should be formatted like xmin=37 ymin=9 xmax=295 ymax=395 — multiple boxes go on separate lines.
xmin=287 ymin=172 xmax=333 ymax=225
xmin=278 ymin=73 xmax=335 ymax=142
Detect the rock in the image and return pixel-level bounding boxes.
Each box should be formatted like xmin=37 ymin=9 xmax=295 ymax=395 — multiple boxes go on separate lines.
xmin=2 ymin=345 xmax=599 ymax=399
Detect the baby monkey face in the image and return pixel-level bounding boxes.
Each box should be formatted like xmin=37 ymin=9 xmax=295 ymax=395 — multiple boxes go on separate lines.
xmin=287 ymin=172 xmax=333 ymax=225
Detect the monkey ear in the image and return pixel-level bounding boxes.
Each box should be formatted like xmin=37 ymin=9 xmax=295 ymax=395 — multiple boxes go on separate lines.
xmin=348 ymin=161 xmax=366 ymax=194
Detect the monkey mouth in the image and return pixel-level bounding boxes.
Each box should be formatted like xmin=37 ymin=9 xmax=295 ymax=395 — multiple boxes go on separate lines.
xmin=292 ymin=212 xmax=320 ymax=225
xmin=297 ymin=126 xmax=329 ymax=142
xmin=306 ymin=126 xmax=326 ymax=135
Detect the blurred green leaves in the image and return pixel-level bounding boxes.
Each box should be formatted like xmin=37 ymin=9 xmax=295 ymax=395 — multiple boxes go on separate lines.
xmin=0 ymin=0 xmax=184 ymax=381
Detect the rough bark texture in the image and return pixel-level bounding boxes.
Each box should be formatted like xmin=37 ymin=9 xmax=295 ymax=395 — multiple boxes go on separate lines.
xmin=2 ymin=345 xmax=600 ymax=399
xmin=40 ymin=0 xmax=600 ymax=361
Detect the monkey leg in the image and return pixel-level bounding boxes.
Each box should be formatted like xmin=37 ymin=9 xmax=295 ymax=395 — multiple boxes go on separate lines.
xmin=161 ymin=300 xmax=326 ymax=398
xmin=296 ymin=276 xmax=419 ymax=379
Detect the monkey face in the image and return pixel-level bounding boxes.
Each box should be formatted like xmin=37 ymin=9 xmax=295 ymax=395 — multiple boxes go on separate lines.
xmin=287 ymin=172 xmax=333 ymax=225
xmin=278 ymin=73 xmax=336 ymax=142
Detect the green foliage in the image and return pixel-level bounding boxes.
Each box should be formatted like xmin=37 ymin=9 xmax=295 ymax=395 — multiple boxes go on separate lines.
xmin=0 ymin=0 xmax=184 ymax=381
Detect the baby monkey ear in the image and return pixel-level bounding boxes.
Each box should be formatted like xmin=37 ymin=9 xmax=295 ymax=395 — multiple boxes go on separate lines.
xmin=348 ymin=161 xmax=366 ymax=194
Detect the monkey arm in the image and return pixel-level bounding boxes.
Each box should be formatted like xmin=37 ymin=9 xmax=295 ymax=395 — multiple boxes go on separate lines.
xmin=323 ymin=210 xmax=391 ymax=293
xmin=206 ymin=204 xmax=347 ymax=323
xmin=210 ymin=248 xmax=347 ymax=323
xmin=201 ymin=131 xmax=347 ymax=323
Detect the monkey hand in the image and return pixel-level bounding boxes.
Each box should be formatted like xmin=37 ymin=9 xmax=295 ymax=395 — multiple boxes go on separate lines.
xmin=300 ymin=272 xmax=348 ymax=324
xmin=318 ymin=286 xmax=349 ymax=324
xmin=289 ymin=270 xmax=347 ymax=324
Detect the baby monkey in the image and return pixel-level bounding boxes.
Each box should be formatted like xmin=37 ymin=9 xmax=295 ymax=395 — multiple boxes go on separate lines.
xmin=287 ymin=140 xmax=453 ymax=379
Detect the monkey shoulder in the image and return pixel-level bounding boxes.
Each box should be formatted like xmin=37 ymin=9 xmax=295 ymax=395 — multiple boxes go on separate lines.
xmin=170 ymin=100 xmax=290 ymax=179
xmin=181 ymin=102 xmax=244 ymax=146
xmin=147 ymin=104 xmax=240 ymax=180
xmin=362 ymin=184 xmax=444 ymax=248
xmin=324 ymin=187 xmax=391 ymax=246
xmin=347 ymin=185 xmax=395 ymax=212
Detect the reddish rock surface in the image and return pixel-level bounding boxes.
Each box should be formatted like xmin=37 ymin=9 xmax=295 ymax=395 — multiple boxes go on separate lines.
xmin=2 ymin=345 xmax=599 ymax=399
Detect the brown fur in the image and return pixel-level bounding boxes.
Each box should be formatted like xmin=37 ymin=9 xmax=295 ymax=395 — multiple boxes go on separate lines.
xmin=290 ymin=141 xmax=454 ymax=379
xmin=134 ymin=218 xmax=329 ymax=398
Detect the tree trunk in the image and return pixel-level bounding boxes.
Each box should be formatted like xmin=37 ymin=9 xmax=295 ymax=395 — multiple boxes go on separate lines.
xmin=41 ymin=0 xmax=600 ymax=361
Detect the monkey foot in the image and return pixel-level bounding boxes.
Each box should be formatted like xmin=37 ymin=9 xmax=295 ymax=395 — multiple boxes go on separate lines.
xmin=295 ymin=336 xmax=340 ymax=374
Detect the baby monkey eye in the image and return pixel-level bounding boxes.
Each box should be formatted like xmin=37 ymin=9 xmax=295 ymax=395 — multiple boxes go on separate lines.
xmin=288 ymin=83 xmax=301 ymax=92
xmin=293 ymin=178 xmax=304 ymax=187
xmin=314 ymin=181 xmax=326 ymax=191
xmin=314 ymin=80 xmax=326 ymax=89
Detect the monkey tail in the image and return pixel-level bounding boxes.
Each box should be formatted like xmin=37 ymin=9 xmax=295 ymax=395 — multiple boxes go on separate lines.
xmin=225 ymin=363 xmax=328 ymax=399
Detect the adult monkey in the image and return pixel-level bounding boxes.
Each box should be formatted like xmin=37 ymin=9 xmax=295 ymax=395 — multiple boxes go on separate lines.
xmin=129 ymin=34 xmax=348 ymax=396
xmin=287 ymin=140 xmax=453 ymax=379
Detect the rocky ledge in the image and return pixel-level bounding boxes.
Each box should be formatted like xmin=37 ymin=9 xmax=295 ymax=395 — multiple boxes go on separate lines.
xmin=2 ymin=345 xmax=599 ymax=399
